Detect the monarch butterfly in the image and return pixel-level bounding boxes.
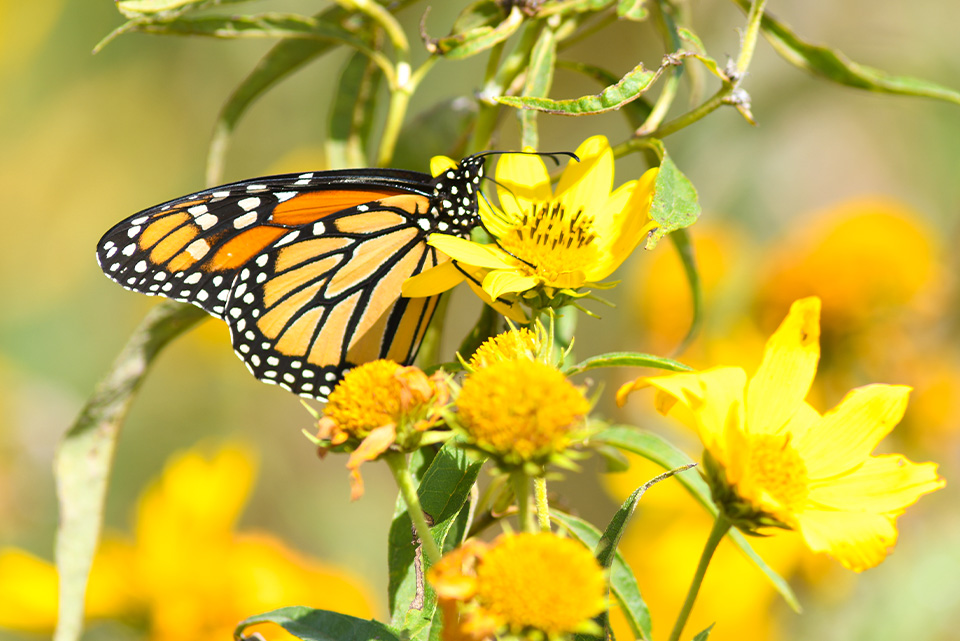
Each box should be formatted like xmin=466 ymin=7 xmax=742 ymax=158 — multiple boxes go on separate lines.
xmin=96 ymin=152 xmax=569 ymax=401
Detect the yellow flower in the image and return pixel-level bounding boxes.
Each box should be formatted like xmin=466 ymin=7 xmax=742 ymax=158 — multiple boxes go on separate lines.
xmin=0 ymin=444 xmax=375 ymax=641
xmin=618 ymin=297 xmax=945 ymax=572
xmin=466 ymin=328 xmax=540 ymax=370
xmin=429 ymin=533 xmax=606 ymax=641
xmin=456 ymin=360 xmax=589 ymax=467
xmin=403 ymin=135 xmax=659 ymax=306
xmin=316 ymin=359 xmax=450 ymax=500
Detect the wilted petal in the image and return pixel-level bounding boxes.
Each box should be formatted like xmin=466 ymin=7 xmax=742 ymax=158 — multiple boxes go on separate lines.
xmin=347 ymin=424 xmax=397 ymax=501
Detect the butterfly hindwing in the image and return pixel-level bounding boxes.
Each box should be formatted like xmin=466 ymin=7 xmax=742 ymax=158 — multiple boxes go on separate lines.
xmin=222 ymin=195 xmax=447 ymax=398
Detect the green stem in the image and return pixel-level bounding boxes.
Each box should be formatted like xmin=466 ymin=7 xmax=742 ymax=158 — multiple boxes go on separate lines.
xmin=510 ymin=470 xmax=533 ymax=532
xmin=736 ymin=0 xmax=768 ymax=75
xmin=385 ymin=452 xmax=443 ymax=564
xmin=666 ymin=514 xmax=732 ymax=641
xmin=534 ymin=476 xmax=550 ymax=532
xmin=637 ymin=2 xmax=684 ymax=135
xmin=467 ymin=21 xmax=542 ymax=154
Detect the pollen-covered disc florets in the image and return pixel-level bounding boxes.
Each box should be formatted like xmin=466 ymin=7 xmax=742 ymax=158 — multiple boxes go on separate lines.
xmin=429 ymin=533 xmax=606 ymax=641
xmin=316 ymin=359 xmax=450 ymax=499
xmin=467 ymin=328 xmax=541 ymax=370
xmin=455 ymin=360 xmax=589 ymax=469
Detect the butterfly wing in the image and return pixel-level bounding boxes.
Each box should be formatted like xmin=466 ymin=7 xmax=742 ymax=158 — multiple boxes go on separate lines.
xmin=225 ymin=194 xmax=446 ymax=398
xmin=95 ymin=169 xmax=434 ymax=318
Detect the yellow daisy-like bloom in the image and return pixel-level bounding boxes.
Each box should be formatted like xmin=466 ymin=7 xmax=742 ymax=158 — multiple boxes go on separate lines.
xmin=403 ymin=135 xmax=659 ymax=305
xmin=618 ymin=297 xmax=945 ymax=572
xmin=317 ymin=359 xmax=449 ymax=499
xmin=467 ymin=328 xmax=540 ymax=370
xmin=0 ymin=445 xmax=375 ymax=641
xmin=429 ymin=533 xmax=606 ymax=641
xmin=456 ymin=360 xmax=589 ymax=465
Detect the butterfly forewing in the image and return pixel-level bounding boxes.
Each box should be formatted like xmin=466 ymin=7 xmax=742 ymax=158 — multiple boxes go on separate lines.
xmin=95 ymin=170 xmax=435 ymax=317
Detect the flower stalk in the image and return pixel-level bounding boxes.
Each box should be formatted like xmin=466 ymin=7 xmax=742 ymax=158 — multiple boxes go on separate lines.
xmin=385 ymin=451 xmax=443 ymax=564
xmin=667 ymin=513 xmax=732 ymax=641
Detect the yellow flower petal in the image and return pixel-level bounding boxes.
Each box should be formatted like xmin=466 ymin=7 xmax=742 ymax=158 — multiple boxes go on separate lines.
xmin=556 ymin=135 xmax=613 ymax=218
xmin=587 ymin=168 xmax=658 ymax=281
xmin=478 ymin=198 xmax=513 ymax=238
xmin=645 ymin=367 xmax=747 ymax=456
xmin=463 ymin=275 xmax=528 ymax=324
xmin=431 ymin=155 xmax=458 ymax=177
xmin=795 ymin=508 xmax=898 ymax=572
xmin=808 ymin=454 xmax=944 ymax=513
xmin=494 ymin=152 xmax=553 ymax=217
xmin=428 ymin=234 xmax=516 ymax=270
xmin=795 ymin=384 xmax=911 ymax=479
xmin=746 ymin=297 xmax=821 ymax=435
xmin=402 ymin=260 xmax=465 ymax=297
xmin=482 ymin=270 xmax=539 ymax=300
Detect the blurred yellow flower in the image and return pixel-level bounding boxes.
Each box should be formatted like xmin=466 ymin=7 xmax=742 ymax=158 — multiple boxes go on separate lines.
xmin=429 ymin=533 xmax=606 ymax=641
xmin=0 ymin=444 xmax=375 ymax=641
xmin=756 ymin=199 xmax=939 ymax=333
xmin=620 ymin=297 xmax=945 ymax=571
xmin=403 ymin=135 xmax=658 ymax=307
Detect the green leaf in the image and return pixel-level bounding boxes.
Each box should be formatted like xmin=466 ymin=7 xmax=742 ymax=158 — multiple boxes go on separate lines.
xmin=730 ymin=0 xmax=960 ymax=106
xmin=642 ymin=139 xmax=701 ymax=249
xmin=388 ymin=440 xmax=483 ymax=637
xmin=552 ymin=511 xmax=651 ymax=641
xmin=676 ymin=27 xmax=731 ymax=84
xmin=235 ymin=607 xmax=401 ymax=641
xmin=519 ymin=26 xmax=557 ymax=150
xmin=427 ymin=4 xmax=524 ymax=60
xmin=131 ymin=13 xmax=370 ymax=46
xmin=565 ymin=351 xmax=692 ymax=376
xmin=617 ymin=0 xmax=648 ymax=21
xmin=449 ymin=0 xmax=503 ymax=33
xmin=556 ymin=60 xmax=652 ymax=129
xmin=54 ymin=302 xmax=206 ymax=641
xmin=205 ymin=6 xmax=346 ymax=185
xmin=327 ymin=50 xmax=382 ymax=169
xmin=538 ymin=0 xmax=616 ymax=17
xmin=593 ymin=426 xmax=802 ymax=612
xmin=497 ymin=62 xmax=657 ymax=115
xmin=592 ymin=465 xmax=695 ymax=639
xmin=669 ymin=228 xmax=703 ymax=354
xmin=693 ymin=623 xmax=716 ymax=641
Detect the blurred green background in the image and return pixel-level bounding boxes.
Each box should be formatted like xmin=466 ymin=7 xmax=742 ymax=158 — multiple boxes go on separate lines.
xmin=1 ymin=1 xmax=958 ymax=639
